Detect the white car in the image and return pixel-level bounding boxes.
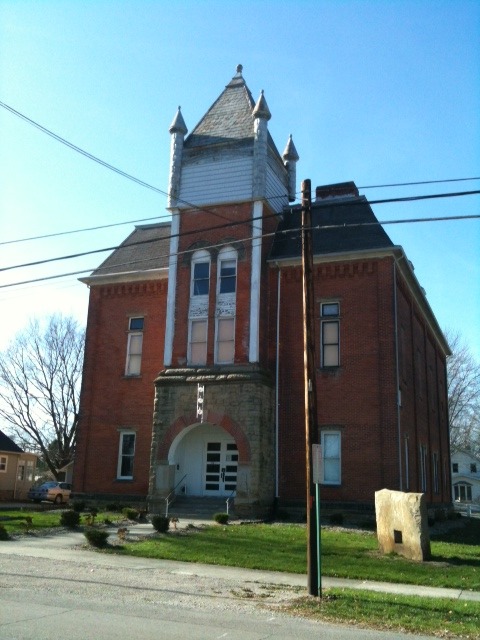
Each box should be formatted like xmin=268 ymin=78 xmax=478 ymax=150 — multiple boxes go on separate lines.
xmin=27 ymin=481 xmax=72 ymax=504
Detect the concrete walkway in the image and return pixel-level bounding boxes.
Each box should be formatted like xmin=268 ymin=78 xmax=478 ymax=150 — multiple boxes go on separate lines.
xmin=1 ymin=519 xmax=479 ymax=603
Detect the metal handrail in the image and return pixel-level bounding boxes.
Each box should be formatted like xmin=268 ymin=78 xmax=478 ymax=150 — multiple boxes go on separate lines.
xmin=165 ymin=474 xmax=187 ymax=517
xmin=226 ymin=488 xmax=236 ymax=516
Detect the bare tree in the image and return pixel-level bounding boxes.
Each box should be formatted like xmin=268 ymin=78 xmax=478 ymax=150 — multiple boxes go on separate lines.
xmin=446 ymin=330 xmax=480 ymax=454
xmin=0 ymin=315 xmax=85 ymax=478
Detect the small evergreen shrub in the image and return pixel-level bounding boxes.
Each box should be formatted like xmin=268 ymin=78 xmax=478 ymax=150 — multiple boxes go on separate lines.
xmin=0 ymin=524 xmax=10 ymax=540
xmin=151 ymin=515 xmax=170 ymax=533
xmin=72 ymin=500 xmax=86 ymax=513
xmin=329 ymin=512 xmax=344 ymax=526
xmin=106 ymin=502 xmax=126 ymax=512
xmin=84 ymin=528 xmax=109 ymax=548
xmin=122 ymin=507 xmax=139 ymax=521
xmin=60 ymin=510 xmax=81 ymax=528
xmin=213 ymin=512 xmax=229 ymax=525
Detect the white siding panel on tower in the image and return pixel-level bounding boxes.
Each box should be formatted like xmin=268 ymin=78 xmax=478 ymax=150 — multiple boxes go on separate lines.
xmin=266 ymin=165 xmax=288 ymax=213
xmin=180 ymin=157 xmax=253 ymax=207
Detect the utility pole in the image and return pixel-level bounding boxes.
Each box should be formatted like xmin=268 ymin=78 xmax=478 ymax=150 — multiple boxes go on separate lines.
xmin=301 ymin=179 xmax=320 ymax=597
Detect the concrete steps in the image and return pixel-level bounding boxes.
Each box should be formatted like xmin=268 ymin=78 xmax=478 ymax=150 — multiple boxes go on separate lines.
xmin=167 ymin=496 xmax=235 ymax=520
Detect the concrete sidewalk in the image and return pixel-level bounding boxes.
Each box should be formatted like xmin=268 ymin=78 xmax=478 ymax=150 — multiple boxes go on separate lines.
xmin=1 ymin=520 xmax=479 ymax=603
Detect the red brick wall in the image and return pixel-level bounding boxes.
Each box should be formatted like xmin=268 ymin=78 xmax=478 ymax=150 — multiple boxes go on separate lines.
xmin=74 ymin=279 xmax=168 ymax=497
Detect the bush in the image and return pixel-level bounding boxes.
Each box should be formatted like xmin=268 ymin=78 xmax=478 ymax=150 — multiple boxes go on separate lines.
xmin=60 ymin=510 xmax=81 ymax=528
xmin=329 ymin=512 xmax=344 ymax=526
xmin=122 ymin=507 xmax=139 ymax=521
xmin=72 ymin=500 xmax=86 ymax=513
xmin=151 ymin=515 xmax=170 ymax=533
xmin=106 ymin=502 xmax=126 ymax=512
xmin=0 ymin=524 xmax=10 ymax=540
xmin=213 ymin=512 xmax=229 ymax=525
xmin=84 ymin=528 xmax=109 ymax=548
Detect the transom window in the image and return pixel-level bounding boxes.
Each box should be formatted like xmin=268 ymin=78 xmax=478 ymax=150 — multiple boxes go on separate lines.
xmin=321 ymin=302 xmax=340 ymax=367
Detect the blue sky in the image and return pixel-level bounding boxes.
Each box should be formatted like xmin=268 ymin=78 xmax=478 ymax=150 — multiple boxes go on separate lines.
xmin=0 ymin=0 xmax=479 ymax=359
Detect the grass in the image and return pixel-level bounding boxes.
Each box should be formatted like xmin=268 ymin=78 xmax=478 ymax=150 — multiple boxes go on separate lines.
xmin=285 ymin=589 xmax=480 ymax=639
xmin=2 ymin=509 xmax=479 ymax=638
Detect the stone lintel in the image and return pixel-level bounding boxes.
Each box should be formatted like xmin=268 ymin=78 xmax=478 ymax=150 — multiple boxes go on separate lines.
xmin=155 ymin=365 xmax=273 ymax=387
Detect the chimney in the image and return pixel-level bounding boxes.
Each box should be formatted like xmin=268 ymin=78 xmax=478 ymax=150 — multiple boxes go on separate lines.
xmin=315 ymin=181 xmax=359 ymax=201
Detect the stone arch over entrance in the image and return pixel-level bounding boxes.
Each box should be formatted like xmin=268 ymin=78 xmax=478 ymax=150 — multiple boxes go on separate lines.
xmin=157 ymin=411 xmax=251 ymax=465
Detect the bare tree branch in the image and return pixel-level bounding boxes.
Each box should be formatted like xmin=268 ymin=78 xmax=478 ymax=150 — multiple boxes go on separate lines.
xmin=0 ymin=315 xmax=85 ymax=478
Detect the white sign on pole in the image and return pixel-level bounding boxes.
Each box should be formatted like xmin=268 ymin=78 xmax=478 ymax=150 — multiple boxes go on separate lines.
xmin=312 ymin=444 xmax=322 ymax=484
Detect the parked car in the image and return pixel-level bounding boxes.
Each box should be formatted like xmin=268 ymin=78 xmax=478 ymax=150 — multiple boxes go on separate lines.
xmin=27 ymin=481 xmax=72 ymax=504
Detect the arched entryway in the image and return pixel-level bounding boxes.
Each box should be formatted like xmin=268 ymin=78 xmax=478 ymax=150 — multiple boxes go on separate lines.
xmin=170 ymin=423 xmax=238 ymax=497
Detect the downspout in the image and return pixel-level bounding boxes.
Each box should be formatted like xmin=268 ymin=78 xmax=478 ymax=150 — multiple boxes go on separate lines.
xmin=275 ymin=265 xmax=282 ymax=498
xmin=393 ymin=260 xmax=403 ymax=490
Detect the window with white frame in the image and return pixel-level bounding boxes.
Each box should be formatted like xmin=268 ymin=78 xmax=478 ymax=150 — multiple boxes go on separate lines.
xmin=218 ymin=258 xmax=236 ymax=294
xmin=419 ymin=444 xmax=427 ymax=492
xmin=192 ymin=259 xmax=210 ymax=296
xmin=189 ymin=319 xmax=208 ymax=365
xmin=0 ymin=456 xmax=7 ymax=472
xmin=26 ymin=459 xmax=34 ymax=481
xmin=17 ymin=461 xmax=25 ymax=481
xmin=216 ymin=317 xmax=235 ymax=364
xmin=321 ymin=302 xmax=340 ymax=367
xmin=125 ymin=317 xmax=144 ymax=376
xmin=117 ymin=431 xmax=136 ymax=479
xmin=321 ymin=430 xmax=341 ymax=484
xmin=454 ymin=482 xmax=472 ymax=502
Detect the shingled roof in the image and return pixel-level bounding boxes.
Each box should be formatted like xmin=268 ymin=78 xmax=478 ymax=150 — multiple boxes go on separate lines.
xmin=90 ymin=222 xmax=171 ymax=278
xmin=269 ymin=183 xmax=394 ymax=261
xmin=0 ymin=429 xmax=23 ymax=453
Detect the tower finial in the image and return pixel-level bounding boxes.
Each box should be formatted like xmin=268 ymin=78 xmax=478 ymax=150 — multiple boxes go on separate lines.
xmin=236 ymin=64 xmax=243 ymax=74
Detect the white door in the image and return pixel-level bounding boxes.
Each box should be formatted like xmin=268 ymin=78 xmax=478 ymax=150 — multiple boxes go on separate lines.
xmin=204 ymin=441 xmax=238 ymax=495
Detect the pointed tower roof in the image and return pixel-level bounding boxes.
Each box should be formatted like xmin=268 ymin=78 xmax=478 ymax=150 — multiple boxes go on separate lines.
xmin=184 ymin=64 xmax=257 ymax=149
xmin=282 ymin=134 xmax=299 ymax=161
xmin=169 ymin=106 xmax=188 ymax=135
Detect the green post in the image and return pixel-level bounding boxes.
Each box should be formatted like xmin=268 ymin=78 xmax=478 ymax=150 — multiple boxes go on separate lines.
xmin=316 ymin=483 xmax=322 ymax=596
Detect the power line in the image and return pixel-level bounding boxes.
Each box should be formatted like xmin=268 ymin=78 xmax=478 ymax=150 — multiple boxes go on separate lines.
xmin=1 ymin=212 xmax=479 ymax=290
xmin=2 ymin=189 xmax=479 ymax=274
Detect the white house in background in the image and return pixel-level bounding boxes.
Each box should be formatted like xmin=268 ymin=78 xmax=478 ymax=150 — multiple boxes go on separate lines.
xmin=451 ymin=448 xmax=480 ymax=503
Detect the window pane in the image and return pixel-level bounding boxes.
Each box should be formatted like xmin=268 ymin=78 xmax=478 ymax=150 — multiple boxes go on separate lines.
xmin=323 ymin=345 xmax=339 ymax=366
xmin=217 ymin=318 xmax=234 ymax=363
xmin=122 ymin=434 xmax=135 ymax=455
xmin=191 ymin=320 xmax=207 ymax=341
xmin=218 ymin=318 xmax=234 ymax=340
xmin=220 ymin=260 xmax=236 ymax=294
xmin=193 ymin=262 xmax=210 ymax=295
xmin=191 ymin=343 xmax=207 ymax=365
xmin=323 ymin=322 xmax=338 ymax=343
xmin=129 ymin=334 xmax=143 ymax=355
xmin=121 ymin=456 xmax=134 ymax=477
xmin=218 ymin=341 xmax=234 ymax=363
xmin=129 ymin=317 xmax=144 ymax=330
xmin=324 ymin=460 xmax=340 ymax=483
xmin=322 ymin=303 xmax=339 ymax=316
xmin=324 ymin=434 xmax=340 ymax=457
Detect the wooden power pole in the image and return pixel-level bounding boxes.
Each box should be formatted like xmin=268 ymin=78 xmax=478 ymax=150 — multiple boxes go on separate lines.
xmin=301 ymin=179 xmax=320 ymax=597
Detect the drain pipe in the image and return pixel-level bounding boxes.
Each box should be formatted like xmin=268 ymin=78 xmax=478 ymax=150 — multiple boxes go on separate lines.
xmin=393 ymin=260 xmax=403 ymax=491
xmin=275 ymin=264 xmax=281 ymax=498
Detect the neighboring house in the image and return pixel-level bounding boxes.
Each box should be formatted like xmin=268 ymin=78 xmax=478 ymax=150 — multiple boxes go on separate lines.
xmin=57 ymin=460 xmax=74 ymax=484
xmin=73 ymin=66 xmax=451 ymax=516
xmin=451 ymin=448 xmax=480 ymax=503
xmin=0 ymin=429 xmax=37 ymax=501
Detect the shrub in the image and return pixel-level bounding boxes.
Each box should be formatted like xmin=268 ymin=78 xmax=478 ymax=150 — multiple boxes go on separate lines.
xmin=106 ymin=502 xmax=126 ymax=512
xmin=329 ymin=512 xmax=344 ymax=526
xmin=122 ymin=507 xmax=139 ymax=521
xmin=84 ymin=528 xmax=109 ymax=548
xmin=60 ymin=510 xmax=81 ymax=528
xmin=213 ymin=512 xmax=229 ymax=525
xmin=72 ymin=500 xmax=86 ymax=513
xmin=0 ymin=524 xmax=10 ymax=540
xmin=151 ymin=515 xmax=170 ymax=533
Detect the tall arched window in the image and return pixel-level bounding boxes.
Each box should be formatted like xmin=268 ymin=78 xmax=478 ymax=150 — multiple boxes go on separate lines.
xmin=215 ymin=247 xmax=237 ymax=364
xmin=188 ymin=250 xmax=210 ymax=365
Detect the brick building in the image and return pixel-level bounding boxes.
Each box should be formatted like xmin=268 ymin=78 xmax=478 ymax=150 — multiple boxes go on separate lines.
xmin=73 ymin=66 xmax=451 ymax=516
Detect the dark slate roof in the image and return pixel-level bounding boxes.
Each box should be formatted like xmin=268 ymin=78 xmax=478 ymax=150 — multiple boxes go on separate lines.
xmin=91 ymin=222 xmax=171 ymax=277
xmin=269 ymin=193 xmax=394 ymax=261
xmin=0 ymin=429 xmax=23 ymax=453
xmin=183 ymin=67 xmax=282 ymax=161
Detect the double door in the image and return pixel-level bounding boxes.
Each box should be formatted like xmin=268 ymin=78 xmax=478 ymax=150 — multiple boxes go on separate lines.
xmin=204 ymin=441 xmax=238 ymax=495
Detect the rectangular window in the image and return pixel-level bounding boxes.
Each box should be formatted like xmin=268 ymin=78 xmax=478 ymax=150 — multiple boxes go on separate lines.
xmin=454 ymin=483 xmax=472 ymax=502
xmin=470 ymin=463 xmax=477 ymax=474
xmin=117 ymin=431 xmax=136 ymax=479
xmin=452 ymin=462 xmax=458 ymax=473
xmin=189 ymin=319 xmax=207 ymax=365
xmin=419 ymin=444 xmax=427 ymax=493
xmin=216 ymin=317 xmax=235 ymax=364
xmin=321 ymin=302 xmax=340 ymax=367
xmin=193 ymin=262 xmax=210 ymax=296
xmin=219 ymin=259 xmax=236 ymax=294
xmin=26 ymin=460 xmax=34 ymax=481
xmin=125 ymin=317 xmax=144 ymax=376
xmin=321 ymin=430 xmax=341 ymax=484
xmin=17 ymin=461 xmax=25 ymax=481
xmin=0 ymin=456 xmax=7 ymax=472
xmin=432 ymin=452 xmax=439 ymax=494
